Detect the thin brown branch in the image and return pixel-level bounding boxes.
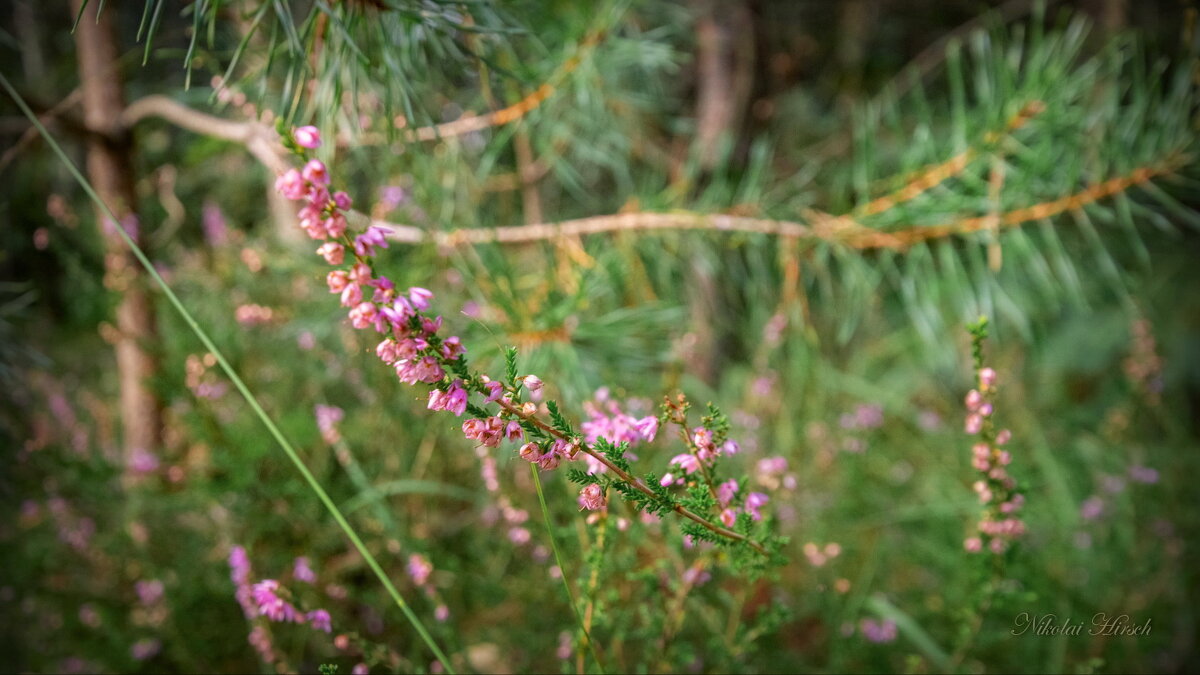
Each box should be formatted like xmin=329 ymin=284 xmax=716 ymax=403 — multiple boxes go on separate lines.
xmin=854 ymin=100 xmax=1043 ymax=217
xmin=345 ymin=26 xmax=606 ymax=147
xmin=846 ymin=157 xmax=1187 ymax=250
xmin=123 ymin=96 xmax=1186 ymax=266
xmin=121 ymin=95 xmax=289 ymax=173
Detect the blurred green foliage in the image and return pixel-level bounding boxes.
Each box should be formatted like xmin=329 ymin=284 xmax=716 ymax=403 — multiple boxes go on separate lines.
xmin=2 ymin=0 xmax=1199 ymax=673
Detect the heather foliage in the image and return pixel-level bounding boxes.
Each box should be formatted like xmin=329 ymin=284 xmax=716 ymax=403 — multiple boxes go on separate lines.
xmin=3 ymin=1 xmax=1199 ymax=674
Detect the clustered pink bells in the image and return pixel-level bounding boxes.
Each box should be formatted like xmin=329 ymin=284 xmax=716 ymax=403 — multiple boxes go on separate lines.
xmin=275 ymin=126 xmax=774 ymax=547
xmin=660 ymin=432 xmax=738 ymax=489
xmin=962 ymin=365 xmax=1026 ymax=554
xmin=229 ymin=546 xmax=336 ymax=652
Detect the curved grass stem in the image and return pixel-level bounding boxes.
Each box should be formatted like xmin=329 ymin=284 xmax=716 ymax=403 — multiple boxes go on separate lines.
xmin=531 ymin=464 xmax=607 ymax=674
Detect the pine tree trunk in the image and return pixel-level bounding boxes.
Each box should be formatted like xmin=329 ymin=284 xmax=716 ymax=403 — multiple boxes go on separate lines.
xmin=71 ymin=0 xmax=162 ymax=472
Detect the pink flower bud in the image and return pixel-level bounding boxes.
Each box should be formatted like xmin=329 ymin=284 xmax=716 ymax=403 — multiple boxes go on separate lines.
xmin=326 ymin=270 xmax=349 ymax=293
xmin=578 ymin=483 xmax=606 ymax=511
xmin=996 ymin=429 xmax=1012 ymax=445
xmin=274 ymin=169 xmax=307 ymax=200
xmin=518 ymin=443 xmax=540 ymax=462
xmin=333 ymin=191 xmax=352 ymax=210
xmin=293 ymin=125 xmax=322 ymax=149
xmin=316 ymin=242 xmax=344 ymax=265
xmin=521 ymin=375 xmax=543 ymax=392
xmin=979 ymin=367 xmax=997 ymax=389
xmin=302 ymin=159 xmax=330 ymax=186
xmin=964 ymin=389 xmax=983 ymax=411
xmin=408 ymin=287 xmax=433 ymax=311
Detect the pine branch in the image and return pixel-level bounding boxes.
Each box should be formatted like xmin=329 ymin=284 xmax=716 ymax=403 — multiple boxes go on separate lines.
xmin=846 ymin=155 xmax=1190 ymax=249
xmin=339 ymin=21 xmax=609 ymax=145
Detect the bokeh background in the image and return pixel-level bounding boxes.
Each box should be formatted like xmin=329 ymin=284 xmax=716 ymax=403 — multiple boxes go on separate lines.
xmin=2 ymin=0 xmax=1199 ymax=672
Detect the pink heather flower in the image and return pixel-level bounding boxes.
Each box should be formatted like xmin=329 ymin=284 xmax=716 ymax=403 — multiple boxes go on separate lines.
xmin=692 ymin=427 xmax=716 ymax=456
xmin=376 ymin=339 xmax=400 ymax=364
xmin=349 ymin=301 xmax=378 ymax=329
xmin=407 ymin=555 xmax=433 ymax=586
xmin=978 ymin=403 xmax=994 ymax=417
xmin=964 ymin=413 xmax=983 ymax=435
xmin=333 ymin=191 xmax=352 ymax=210
xmin=996 ymin=428 xmax=1012 ymax=445
xmin=135 ymin=579 xmax=164 ymax=606
xmin=324 ymin=213 xmax=347 ymax=238
xmin=128 ymin=447 xmax=160 ymax=474
xmin=293 ymin=557 xmax=317 ymax=584
xmin=302 ymin=159 xmax=330 ymax=185
xmin=578 ymin=484 xmax=606 ymax=511
xmin=964 ymin=536 xmax=983 ymax=553
xmin=354 ymin=226 xmax=390 ymax=257
xmin=681 ymin=567 xmax=712 ymax=587
xmin=408 ymin=287 xmax=434 ymax=311
xmin=508 ymin=527 xmax=532 ymax=545
xmin=757 ymin=456 xmax=788 ymax=475
xmin=860 ymin=618 xmax=897 ymax=644
xmin=440 ymin=336 xmax=466 ymax=360
xmin=1080 ymin=496 xmax=1104 ymax=521
xmin=327 ymin=270 xmax=349 ymax=293
xmin=537 ymin=451 xmax=561 ymax=470
xmin=721 ymin=439 xmax=740 ymax=455
xmin=1129 ymin=465 xmax=1159 ymax=484
xmin=130 ymin=638 xmax=161 ymax=661
xmin=979 ymin=367 xmax=997 ymax=389
xmin=671 ymin=453 xmax=701 ymax=475
xmin=340 ymin=284 xmax=363 ymax=308
xmin=381 ymin=298 xmax=414 ymax=327
xmin=421 ymin=315 xmax=443 ymax=335
xmin=274 ymin=169 xmax=306 ymax=200
xmin=557 ymin=631 xmax=573 ymax=660
xmin=719 ymin=508 xmax=739 ymax=527
xmin=293 ymin=125 xmax=322 ymax=149
xmin=964 ymin=389 xmax=983 ymax=411
xmin=717 ymin=480 xmax=739 ymax=506
xmin=518 ymin=442 xmax=540 ymax=462
xmin=521 ymin=375 xmax=543 ymax=392
xmin=252 ymin=580 xmax=299 ymax=622
xmin=307 ymin=609 xmax=332 ymax=633
xmin=634 ymin=416 xmax=658 ymax=442
xmin=348 ymin=262 xmax=372 ymax=285
xmin=659 ymin=472 xmax=676 ymax=487
xmin=505 ymin=420 xmax=524 ymax=442
xmin=435 ymin=605 xmax=450 ymax=622
xmin=307 ymin=184 xmax=331 ymax=209
xmin=483 ymin=380 xmax=504 ymax=402
xmin=316 ymin=242 xmax=344 ymax=265
xmin=746 ymin=492 xmax=769 ymax=520
xmin=352 ymin=664 xmax=369 ymax=675
xmin=229 ymin=546 xmax=251 ymax=585
xmin=444 ymin=380 xmax=469 ymax=416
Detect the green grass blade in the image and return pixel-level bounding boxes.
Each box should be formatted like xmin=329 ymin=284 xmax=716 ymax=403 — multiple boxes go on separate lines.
xmin=530 ymin=465 xmax=606 ymax=673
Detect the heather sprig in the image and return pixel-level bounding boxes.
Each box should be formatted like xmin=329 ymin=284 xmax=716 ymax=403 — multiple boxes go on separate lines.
xmin=273 ymin=125 xmax=781 ymax=565
xmin=962 ymin=317 xmax=1025 ymax=556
